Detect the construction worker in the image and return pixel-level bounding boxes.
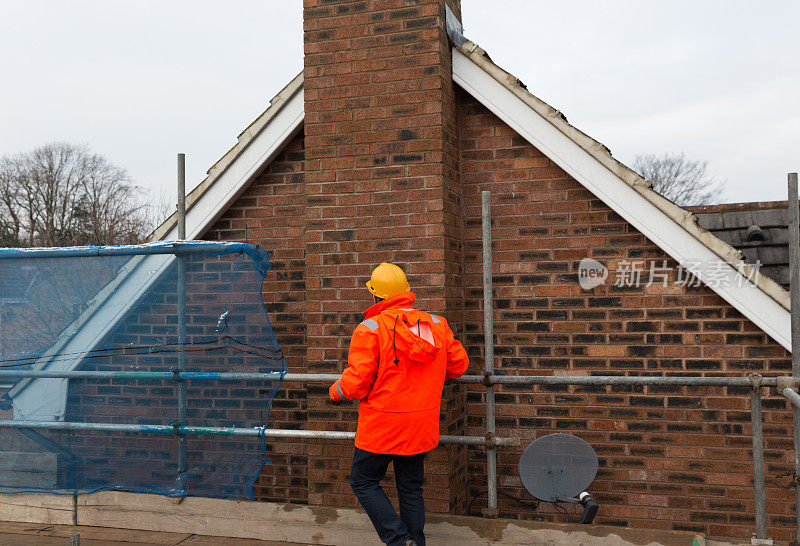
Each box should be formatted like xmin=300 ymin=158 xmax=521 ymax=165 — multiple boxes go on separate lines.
xmin=329 ymin=263 xmax=469 ymax=546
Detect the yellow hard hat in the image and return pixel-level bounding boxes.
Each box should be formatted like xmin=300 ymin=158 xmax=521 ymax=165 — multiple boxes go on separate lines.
xmin=366 ymin=262 xmax=410 ymax=300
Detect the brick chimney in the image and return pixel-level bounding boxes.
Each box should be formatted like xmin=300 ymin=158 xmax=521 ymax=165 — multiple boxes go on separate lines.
xmin=302 ymin=0 xmax=468 ymax=512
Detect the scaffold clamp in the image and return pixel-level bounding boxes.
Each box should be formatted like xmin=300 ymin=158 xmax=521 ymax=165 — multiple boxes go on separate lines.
xmin=748 ymin=373 xmax=763 ymax=389
xmin=775 ymin=376 xmax=799 ymax=392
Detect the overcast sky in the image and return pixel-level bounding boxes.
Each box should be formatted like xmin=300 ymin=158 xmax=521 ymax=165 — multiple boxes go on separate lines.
xmin=1 ymin=1 xmax=798 ymax=209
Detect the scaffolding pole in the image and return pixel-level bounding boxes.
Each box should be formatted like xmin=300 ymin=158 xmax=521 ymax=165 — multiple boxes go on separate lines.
xmin=749 ymin=375 xmax=767 ymax=540
xmin=453 ymin=375 xmax=788 ymax=387
xmin=784 ymin=387 xmax=800 ymax=410
xmin=0 ymin=241 xmax=252 ymax=259
xmin=0 ymin=419 xmax=519 ymax=447
xmin=789 ymin=171 xmax=800 ymax=541
xmin=176 ymin=153 xmax=188 ymax=492
xmin=481 ymin=190 xmax=498 ymax=516
xmin=0 ymin=369 xmax=792 ymax=387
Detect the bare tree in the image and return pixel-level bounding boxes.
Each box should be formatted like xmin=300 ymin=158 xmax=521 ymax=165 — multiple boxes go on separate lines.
xmin=633 ymin=152 xmax=725 ymax=206
xmin=0 ymin=143 xmax=156 ymax=247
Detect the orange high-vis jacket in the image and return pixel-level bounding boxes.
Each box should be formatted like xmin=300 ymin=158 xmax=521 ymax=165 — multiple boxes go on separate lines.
xmin=329 ymin=292 xmax=469 ymax=455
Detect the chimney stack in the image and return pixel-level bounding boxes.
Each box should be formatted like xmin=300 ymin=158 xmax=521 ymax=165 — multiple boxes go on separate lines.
xmin=302 ymin=0 xmax=467 ymax=512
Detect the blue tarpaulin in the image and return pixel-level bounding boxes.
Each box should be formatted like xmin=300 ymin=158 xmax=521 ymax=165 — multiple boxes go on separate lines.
xmin=0 ymin=241 xmax=285 ymax=499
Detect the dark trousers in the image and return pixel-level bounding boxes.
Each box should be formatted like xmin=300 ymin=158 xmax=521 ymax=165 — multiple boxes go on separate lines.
xmin=349 ymin=447 xmax=427 ymax=546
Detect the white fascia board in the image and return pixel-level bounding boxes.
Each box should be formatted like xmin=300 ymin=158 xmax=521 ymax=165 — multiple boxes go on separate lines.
xmin=10 ymin=88 xmax=305 ymax=420
xmin=453 ymin=48 xmax=791 ymax=351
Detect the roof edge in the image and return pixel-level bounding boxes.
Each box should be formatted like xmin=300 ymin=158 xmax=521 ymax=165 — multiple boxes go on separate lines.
xmin=457 ymin=40 xmax=790 ymax=312
xmin=687 ymin=201 xmax=789 ymax=214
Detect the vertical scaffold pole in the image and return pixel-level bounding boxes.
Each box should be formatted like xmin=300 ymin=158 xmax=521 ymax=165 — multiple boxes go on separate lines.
xmin=749 ymin=375 xmax=767 ymax=540
xmin=177 ymin=154 xmax=186 ymax=239
xmin=789 ymin=172 xmax=800 ymax=540
xmin=481 ymin=190 xmax=498 ymax=515
xmin=176 ymin=153 xmax=188 ymax=492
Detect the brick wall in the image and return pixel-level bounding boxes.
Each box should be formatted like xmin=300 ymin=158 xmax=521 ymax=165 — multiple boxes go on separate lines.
xmin=455 ymin=89 xmax=794 ymax=540
xmin=302 ymin=0 xmax=466 ymax=511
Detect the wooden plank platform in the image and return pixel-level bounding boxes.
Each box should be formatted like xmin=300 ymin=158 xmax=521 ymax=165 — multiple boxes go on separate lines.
xmin=0 ymin=520 xmax=294 ymax=545
xmin=0 ymin=493 xmax=74 ymax=526
xmin=0 ymin=491 xmax=714 ymax=545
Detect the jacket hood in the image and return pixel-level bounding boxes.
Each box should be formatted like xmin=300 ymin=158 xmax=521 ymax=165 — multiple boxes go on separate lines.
xmin=363 ymin=292 xmax=416 ymax=319
xmin=393 ymin=312 xmax=442 ymax=364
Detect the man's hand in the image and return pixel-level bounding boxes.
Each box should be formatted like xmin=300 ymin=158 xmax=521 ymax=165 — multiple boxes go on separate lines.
xmin=329 ymin=380 xmax=345 ymax=405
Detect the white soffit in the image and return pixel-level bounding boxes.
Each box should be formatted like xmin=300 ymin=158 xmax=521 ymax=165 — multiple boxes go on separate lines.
xmin=452 ymin=47 xmax=791 ymax=351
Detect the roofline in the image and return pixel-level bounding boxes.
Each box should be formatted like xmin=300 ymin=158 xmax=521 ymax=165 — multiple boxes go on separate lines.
xmin=687 ymin=201 xmax=789 ymax=214
xmin=454 ymin=42 xmax=790 ymax=350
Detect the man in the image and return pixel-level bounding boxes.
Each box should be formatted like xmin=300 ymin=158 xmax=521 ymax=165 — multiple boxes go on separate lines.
xmin=329 ymin=263 xmax=469 ymax=546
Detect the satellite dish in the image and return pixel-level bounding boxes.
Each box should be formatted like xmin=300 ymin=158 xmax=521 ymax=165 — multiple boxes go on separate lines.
xmin=518 ymin=433 xmax=598 ymax=503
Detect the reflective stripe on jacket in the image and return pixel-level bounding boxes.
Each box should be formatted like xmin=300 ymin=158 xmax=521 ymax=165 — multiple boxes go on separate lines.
xmin=328 ymin=292 xmax=469 ymax=455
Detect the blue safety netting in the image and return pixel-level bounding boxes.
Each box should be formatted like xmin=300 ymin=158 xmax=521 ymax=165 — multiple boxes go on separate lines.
xmin=0 ymin=241 xmax=285 ymax=499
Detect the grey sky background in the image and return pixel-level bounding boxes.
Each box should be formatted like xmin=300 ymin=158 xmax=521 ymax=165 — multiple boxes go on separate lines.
xmin=1 ymin=1 xmax=798 ymax=210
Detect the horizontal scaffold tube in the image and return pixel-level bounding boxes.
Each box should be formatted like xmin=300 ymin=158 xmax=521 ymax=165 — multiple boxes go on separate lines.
xmin=457 ymin=375 xmax=785 ymax=387
xmin=0 ymin=369 xmax=788 ymax=387
xmin=0 ymin=420 xmax=518 ymax=447
xmin=783 ymin=388 xmax=800 ymax=409
xmin=0 ymin=370 xmax=286 ymax=381
xmin=0 ymin=241 xmax=254 ymax=260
